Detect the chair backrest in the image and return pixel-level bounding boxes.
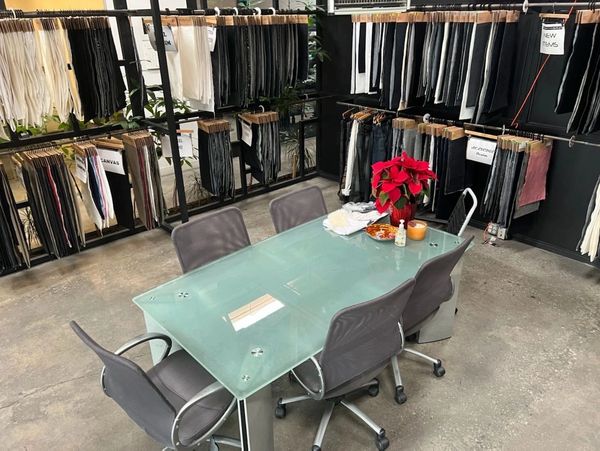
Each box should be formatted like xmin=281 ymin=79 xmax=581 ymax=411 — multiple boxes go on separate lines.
xmin=70 ymin=321 xmax=175 ymax=447
xmin=403 ymin=236 xmax=473 ymax=331
xmin=172 ymin=206 xmax=251 ymax=273
xmin=447 ymin=188 xmax=478 ymax=237
xmin=269 ymin=186 xmax=327 ymax=233
xmin=318 ymin=278 xmax=415 ymax=392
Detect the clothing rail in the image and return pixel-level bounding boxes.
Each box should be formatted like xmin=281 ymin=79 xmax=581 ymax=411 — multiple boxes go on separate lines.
xmin=0 ymin=126 xmax=153 ymax=155
xmin=336 ymin=100 xmax=600 ymax=149
xmin=0 ymin=8 xmax=315 ymax=18
xmin=409 ymin=1 xmax=598 ymax=12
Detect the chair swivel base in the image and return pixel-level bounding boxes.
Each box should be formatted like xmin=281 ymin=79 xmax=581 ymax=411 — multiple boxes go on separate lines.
xmin=275 ymin=379 xmax=389 ymax=450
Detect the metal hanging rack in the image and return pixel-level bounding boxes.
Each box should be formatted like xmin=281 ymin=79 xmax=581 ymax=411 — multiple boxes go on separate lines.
xmin=409 ymin=1 xmax=600 ymax=12
xmin=336 ymin=100 xmax=600 ymax=149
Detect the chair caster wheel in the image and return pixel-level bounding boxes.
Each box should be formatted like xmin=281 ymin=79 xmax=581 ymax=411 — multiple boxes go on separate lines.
xmin=312 ymin=446 xmax=321 ymax=451
xmin=376 ymin=431 xmax=389 ymax=450
xmin=433 ymin=360 xmax=445 ymax=378
xmin=394 ymin=385 xmax=407 ymax=404
xmin=275 ymin=398 xmax=287 ymax=419
xmin=368 ymin=379 xmax=380 ymax=397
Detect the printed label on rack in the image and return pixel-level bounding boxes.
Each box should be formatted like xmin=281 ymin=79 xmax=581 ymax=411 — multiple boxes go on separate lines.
xmin=466 ymin=137 xmax=497 ymax=165
xmin=97 ymin=148 xmax=125 ymax=175
xmin=207 ymin=26 xmax=217 ymax=52
xmin=75 ymin=154 xmax=88 ymax=183
xmin=540 ymin=21 xmax=565 ymax=55
xmin=145 ymin=23 xmax=177 ymax=52
xmin=161 ymin=133 xmax=194 ymax=158
xmin=241 ymin=120 xmax=253 ymax=146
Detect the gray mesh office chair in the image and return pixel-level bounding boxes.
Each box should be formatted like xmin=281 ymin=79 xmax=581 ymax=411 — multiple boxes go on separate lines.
xmin=172 ymin=206 xmax=251 ymax=273
xmin=275 ymin=279 xmax=416 ymax=451
xmin=269 ymin=186 xmax=327 ymax=233
xmin=391 ymin=236 xmax=473 ymax=404
xmin=70 ymin=321 xmax=240 ymax=451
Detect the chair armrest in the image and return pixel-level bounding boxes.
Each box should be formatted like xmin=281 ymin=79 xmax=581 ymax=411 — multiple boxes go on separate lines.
xmin=171 ymin=381 xmax=227 ymax=449
xmin=292 ymin=356 xmax=325 ymax=400
xmin=114 ymin=332 xmax=173 ymax=362
xmin=100 ymin=333 xmax=172 ymax=392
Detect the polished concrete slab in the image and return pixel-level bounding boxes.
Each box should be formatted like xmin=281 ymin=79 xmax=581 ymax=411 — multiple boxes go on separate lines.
xmin=1 ymin=177 xmax=599 ymax=450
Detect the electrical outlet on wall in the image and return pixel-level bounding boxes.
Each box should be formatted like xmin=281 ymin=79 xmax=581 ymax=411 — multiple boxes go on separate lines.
xmin=497 ymin=227 xmax=509 ymax=240
xmin=487 ymin=223 xmax=499 ymax=236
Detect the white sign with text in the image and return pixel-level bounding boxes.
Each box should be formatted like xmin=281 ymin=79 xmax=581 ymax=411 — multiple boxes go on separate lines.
xmin=466 ymin=137 xmax=497 ymax=165
xmin=540 ymin=22 xmax=565 ymax=55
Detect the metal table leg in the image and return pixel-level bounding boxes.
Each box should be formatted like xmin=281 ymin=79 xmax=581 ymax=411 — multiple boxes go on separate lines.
xmin=417 ymin=259 xmax=464 ymax=343
xmin=238 ymin=385 xmax=275 ymax=451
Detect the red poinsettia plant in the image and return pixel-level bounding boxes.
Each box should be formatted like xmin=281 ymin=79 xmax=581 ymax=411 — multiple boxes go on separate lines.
xmin=371 ymin=152 xmax=437 ymax=213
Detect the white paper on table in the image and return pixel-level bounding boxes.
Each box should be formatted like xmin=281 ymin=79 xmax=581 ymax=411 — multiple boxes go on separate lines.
xmin=228 ymin=294 xmax=284 ymax=332
xmin=323 ymin=208 xmax=388 ymax=236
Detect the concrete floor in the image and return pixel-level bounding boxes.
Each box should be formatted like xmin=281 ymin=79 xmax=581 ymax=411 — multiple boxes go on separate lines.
xmin=1 ymin=177 xmax=599 ymax=451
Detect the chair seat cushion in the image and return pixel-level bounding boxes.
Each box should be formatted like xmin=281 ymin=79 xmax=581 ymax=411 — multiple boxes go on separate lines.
xmin=147 ymin=350 xmax=234 ymax=445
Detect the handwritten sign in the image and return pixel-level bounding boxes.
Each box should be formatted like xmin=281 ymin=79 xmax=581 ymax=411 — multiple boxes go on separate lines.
xmin=161 ymin=132 xmax=194 ymax=158
xmin=97 ymin=148 xmax=125 ymax=175
xmin=540 ymin=22 xmax=565 ymax=55
xmin=466 ymin=137 xmax=497 ymax=165
xmin=145 ymin=23 xmax=177 ymax=52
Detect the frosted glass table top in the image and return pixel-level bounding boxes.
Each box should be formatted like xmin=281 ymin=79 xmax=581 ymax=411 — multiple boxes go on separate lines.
xmin=134 ymin=217 xmax=464 ymax=399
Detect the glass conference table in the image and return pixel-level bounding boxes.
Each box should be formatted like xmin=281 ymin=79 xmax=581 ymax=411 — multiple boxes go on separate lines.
xmin=134 ymin=217 xmax=465 ymax=450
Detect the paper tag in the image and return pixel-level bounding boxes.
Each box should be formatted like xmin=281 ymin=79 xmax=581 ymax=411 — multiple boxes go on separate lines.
xmin=540 ymin=21 xmax=565 ymax=55
xmin=228 ymin=294 xmax=285 ymax=332
xmin=241 ymin=120 xmax=253 ymax=146
xmin=97 ymin=148 xmax=125 ymax=175
xmin=145 ymin=23 xmax=177 ymax=52
xmin=466 ymin=137 xmax=497 ymax=165
xmin=75 ymin=154 xmax=88 ymax=183
xmin=161 ymin=133 xmax=194 ymax=158
xmin=207 ymin=26 xmax=217 ymax=52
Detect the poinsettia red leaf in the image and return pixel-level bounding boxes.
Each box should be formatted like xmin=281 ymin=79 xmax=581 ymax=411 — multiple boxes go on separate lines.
xmin=381 ymin=181 xmax=398 ymax=193
xmin=372 ymin=161 xmax=387 ymax=174
xmin=392 ymin=169 xmax=410 ymax=184
xmin=408 ymin=179 xmax=423 ymax=196
xmin=388 ymin=187 xmax=401 ymax=203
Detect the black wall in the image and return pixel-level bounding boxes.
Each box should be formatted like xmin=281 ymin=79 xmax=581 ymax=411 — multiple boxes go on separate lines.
xmin=317 ymin=10 xmax=600 ymax=267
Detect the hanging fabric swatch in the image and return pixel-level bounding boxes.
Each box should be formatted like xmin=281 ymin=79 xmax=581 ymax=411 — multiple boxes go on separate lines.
xmin=577 ymin=175 xmax=600 ymax=262
xmin=92 ymin=137 xmax=136 ymax=230
xmin=144 ymin=17 xmax=214 ymax=112
xmin=62 ymin=17 xmax=126 ymax=122
xmin=72 ymin=142 xmax=115 ymax=231
xmin=122 ymin=131 xmax=165 ymax=230
xmin=12 ymin=148 xmax=85 ymax=259
xmin=482 ymin=135 xmax=553 ymax=228
xmin=0 ymin=15 xmax=125 ymax=139
xmin=350 ymin=11 xmax=519 ymax=121
xmin=197 ymin=119 xmax=235 ymax=199
xmin=0 ymin=162 xmax=29 ymax=272
xmin=339 ymin=109 xmax=392 ymax=203
xmin=146 ymin=14 xmax=309 ymax=110
xmin=391 ymin=118 xmax=417 ymax=158
xmin=238 ymin=111 xmax=281 ymax=185
xmin=556 ymin=10 xmax=600 ymax=134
